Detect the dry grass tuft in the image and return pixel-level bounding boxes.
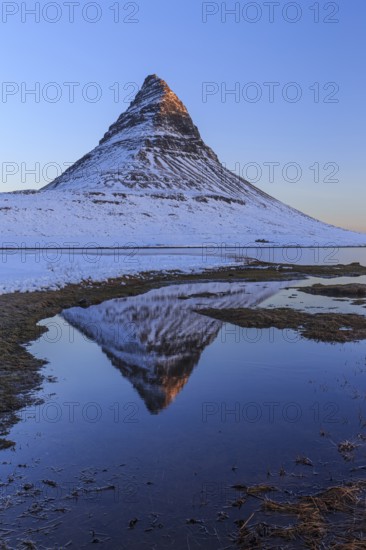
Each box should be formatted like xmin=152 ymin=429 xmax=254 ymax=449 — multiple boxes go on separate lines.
xmin=234 ymin=482 xmax=366 ymax=549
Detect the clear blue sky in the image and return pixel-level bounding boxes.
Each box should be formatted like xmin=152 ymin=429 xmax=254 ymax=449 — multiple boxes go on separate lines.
xmin=1 ymin=0 xmax=365 ymax=231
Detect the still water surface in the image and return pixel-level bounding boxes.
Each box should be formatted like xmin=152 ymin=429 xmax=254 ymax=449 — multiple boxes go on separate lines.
xmin=1 ymin=260 xmax=366 ymax=547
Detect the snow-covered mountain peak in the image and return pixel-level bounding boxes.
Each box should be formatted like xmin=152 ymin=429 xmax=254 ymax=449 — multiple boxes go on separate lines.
xmin=42 ymin=74 xmax=230 ymax=192
xmin=27 ymin=75 xmax=365 ymax=247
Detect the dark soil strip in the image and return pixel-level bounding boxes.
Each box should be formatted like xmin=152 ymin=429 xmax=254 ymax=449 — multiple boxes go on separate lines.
xmin=297 ymin=282 xmax=366 ymax=306
xmin=197 ymin=307 xmax=366 ymax=343
xmin=299 ymin=282 xmax=366 ymax=298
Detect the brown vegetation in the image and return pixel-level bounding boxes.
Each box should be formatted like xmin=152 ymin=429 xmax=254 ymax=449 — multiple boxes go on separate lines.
xmin=197 ymin=307 xmax=366 ymax=343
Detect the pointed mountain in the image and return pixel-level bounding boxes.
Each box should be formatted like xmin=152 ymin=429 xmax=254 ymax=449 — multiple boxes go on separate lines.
xmin=41 ymin=75 xmax=266 ymax=200
xmin=99 ymin=74 xmax=214 ymax=155
xmin=22 ymin=74 xmax=363 ymax=247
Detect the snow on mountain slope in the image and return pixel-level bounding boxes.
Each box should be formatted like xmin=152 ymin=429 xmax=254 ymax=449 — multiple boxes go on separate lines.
xmin=0 ymin=187 xmax=365 ymax=248
xmin=62 ymin=281 xmax=286 ymax=412
xmin=0 ymin=74 xmax=365 ymax=248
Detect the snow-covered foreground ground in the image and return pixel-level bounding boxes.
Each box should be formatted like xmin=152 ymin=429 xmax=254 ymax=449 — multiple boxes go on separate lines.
xmin=1 ymin=190 xmax=365 ymax=249
xmin=0 ymin=248 xmax=242 ymax=295
xmin=2 ymin=244 xmax=366 ymax=296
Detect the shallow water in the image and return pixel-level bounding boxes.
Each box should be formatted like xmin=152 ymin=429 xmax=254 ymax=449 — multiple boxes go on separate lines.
xmin=202 ymin=244 xmax=366 ymax=266
xmin=119 ymin=244 xmax=366 ymax=267
xmin=1 ymin=278 xmax=366 ymax=548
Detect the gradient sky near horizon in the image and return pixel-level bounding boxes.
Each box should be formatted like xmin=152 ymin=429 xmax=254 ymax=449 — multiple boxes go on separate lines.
xmin=1 ymin=0 xmax=365 ymax=232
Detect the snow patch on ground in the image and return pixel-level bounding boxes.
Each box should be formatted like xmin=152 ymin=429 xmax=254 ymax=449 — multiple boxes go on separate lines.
xmin=0 ymin=248 xmax=238 ymax=295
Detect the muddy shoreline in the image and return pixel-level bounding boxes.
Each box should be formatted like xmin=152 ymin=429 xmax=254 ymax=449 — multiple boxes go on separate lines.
xmin=1 ymin=261 xmax=366 ymax=444
xmin=197 ymin=308 xmax=366 ymax=343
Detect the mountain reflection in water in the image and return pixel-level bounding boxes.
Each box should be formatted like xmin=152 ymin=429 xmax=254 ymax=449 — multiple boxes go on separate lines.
xmin=62 ymin=281 xmax=286 ymax=413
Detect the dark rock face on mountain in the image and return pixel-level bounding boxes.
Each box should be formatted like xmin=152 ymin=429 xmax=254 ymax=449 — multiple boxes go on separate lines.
xmin=42 ymin=75 xmax=271 ymax=201
xmin=100 ymin=74 xmax=217 ymax=158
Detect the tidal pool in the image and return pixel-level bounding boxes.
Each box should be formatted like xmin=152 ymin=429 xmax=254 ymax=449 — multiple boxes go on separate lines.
xmin=1 ymin=279 xmax=366 ymax=548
